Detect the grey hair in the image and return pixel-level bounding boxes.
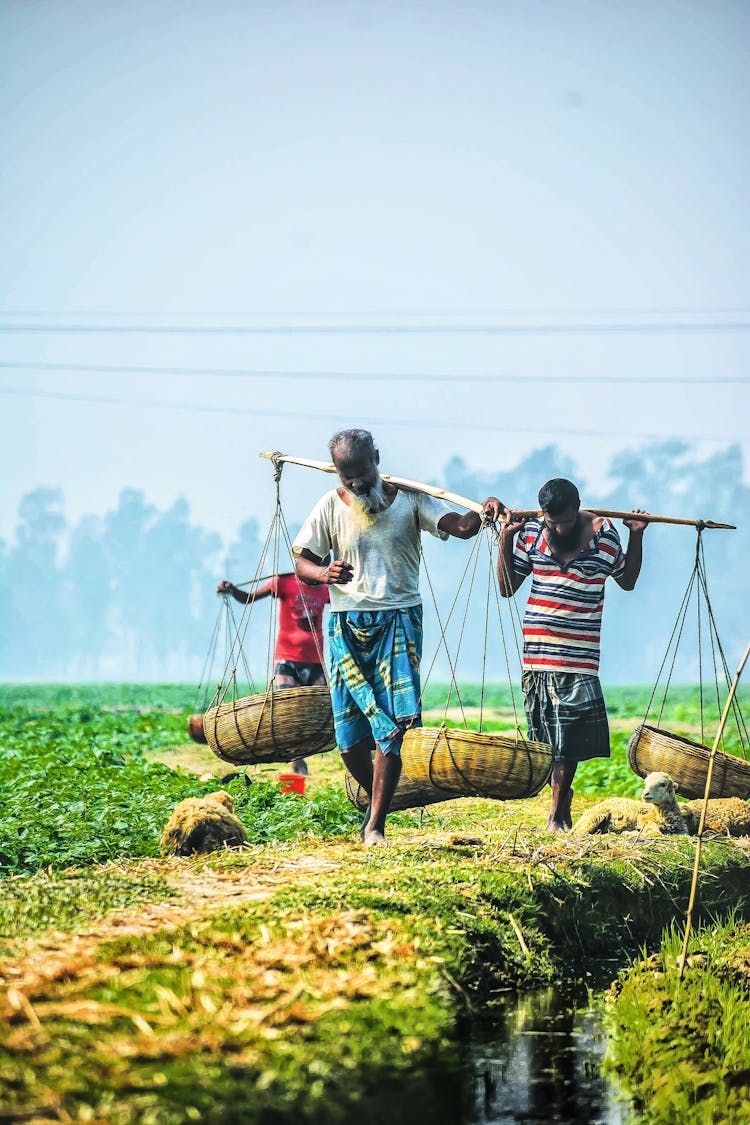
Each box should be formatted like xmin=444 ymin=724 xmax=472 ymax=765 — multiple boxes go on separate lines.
xmin=328 ymin=429 xmax=376 ymax=459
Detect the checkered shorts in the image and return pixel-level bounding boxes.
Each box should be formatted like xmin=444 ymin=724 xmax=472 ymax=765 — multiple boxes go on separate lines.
xmin=522 ymin=671 xmax=611 ymax=763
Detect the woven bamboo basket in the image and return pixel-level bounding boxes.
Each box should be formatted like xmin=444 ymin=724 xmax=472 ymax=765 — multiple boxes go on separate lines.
xmin=344 ymin=771 xmax=462 ymax=813
xmin=401 ymin=726 xmax=552 ymax=800
xmin=186 ymin=714 xmax=208 ymax=744
xmin=203 ymin=686 xmax=336 ymax=765
xmin=628 ymin=724 xmax=750 ymax=800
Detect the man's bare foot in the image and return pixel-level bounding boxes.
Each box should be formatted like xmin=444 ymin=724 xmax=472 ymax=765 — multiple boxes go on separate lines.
xmin=359 ymin=803 xmax=372 ymax=842
xmin=363 ymin=827 xmax=387 ymax=847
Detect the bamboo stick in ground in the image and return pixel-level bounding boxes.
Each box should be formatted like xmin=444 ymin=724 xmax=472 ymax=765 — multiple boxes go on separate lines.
xmin=260 ymin=452 xmax=736 ymax=530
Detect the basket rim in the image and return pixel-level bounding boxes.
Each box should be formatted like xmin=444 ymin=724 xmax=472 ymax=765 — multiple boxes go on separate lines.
xmin=404 ymin=724 xmax=551 ymax=754
xmin=632 ymin=723 xmax=750 ymax=766
xmin=205 ymin=685 xmax=331 ymax=716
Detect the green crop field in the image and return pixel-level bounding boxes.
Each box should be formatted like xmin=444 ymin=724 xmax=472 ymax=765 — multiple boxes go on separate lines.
xmin=0 ymin=682 xmax=747 ymax=877
xmin=1 ymin=683 xmax=750 ymax=1124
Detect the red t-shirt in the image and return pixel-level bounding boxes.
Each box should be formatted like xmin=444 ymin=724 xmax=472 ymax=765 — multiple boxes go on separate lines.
xmin=263 ymin=574 xmax=329 ymax=664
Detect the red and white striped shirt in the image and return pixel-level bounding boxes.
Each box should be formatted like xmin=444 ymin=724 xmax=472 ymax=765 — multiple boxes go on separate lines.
xmin=512 ymin=517 xmax=625 ymax=674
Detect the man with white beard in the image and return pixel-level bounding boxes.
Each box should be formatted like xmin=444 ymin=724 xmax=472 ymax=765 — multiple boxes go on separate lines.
xmin=293 ymin=429 xmax=501 ymax=846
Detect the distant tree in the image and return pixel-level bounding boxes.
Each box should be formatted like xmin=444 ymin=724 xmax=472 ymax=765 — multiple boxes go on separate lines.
xmin=443 ymin=444 xmax=579 ymax=513
xmin=4 ymin=488 xmax=69 ymax=677
xmin=63 ymin=515 xmax=114 ymax=678
xmin=223 ymin=518 xmax=264 ymax=581
xmin=423 ymin=446 xmax=585 ymax=686
xmin=0 ymin=538 xmax=9 ymax=675
xmin=218 ymin=517 xmax=278 ymax=688
xmin=596 ymin=441 xmax=749 ymax=684
xmin=142 ymin=497 xmax=222 ymax=675
xmin=104 ymin=491 xmax=222 ymax=678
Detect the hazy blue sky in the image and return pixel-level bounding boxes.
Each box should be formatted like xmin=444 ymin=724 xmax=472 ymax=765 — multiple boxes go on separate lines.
xmin=2 ymin=0 xmax=749 ymax=544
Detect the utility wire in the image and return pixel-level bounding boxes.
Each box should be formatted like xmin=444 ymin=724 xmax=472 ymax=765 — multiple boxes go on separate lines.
xmin=2 ymin=385 xmax=748 ymax=445
xmin=1 ymin=361 xmax=748 ymax=385
xmin=2 ymin=305 xmax=750 ymax=318
xmin=2 ymin=321 xmax=750 ymax=336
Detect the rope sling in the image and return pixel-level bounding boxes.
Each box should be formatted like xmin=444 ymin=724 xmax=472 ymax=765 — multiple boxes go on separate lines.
xmin=394 ymin=523 xmax=553 ymax=802
xmin=196 ymin=458 xmax=336 ymax=766
xmin=627 ymin=526 xmax=750 ymax=799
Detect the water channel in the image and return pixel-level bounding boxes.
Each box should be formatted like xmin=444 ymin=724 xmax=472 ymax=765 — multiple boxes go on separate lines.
xmin=463 ymin=985 xmax=638 ymax=1124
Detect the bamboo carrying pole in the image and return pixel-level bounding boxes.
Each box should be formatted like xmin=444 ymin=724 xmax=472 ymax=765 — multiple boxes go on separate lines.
xmin=678 ymin=640 xmax=750 ymax=979
xmin=260 ymin=452 xmax=736 ymax=530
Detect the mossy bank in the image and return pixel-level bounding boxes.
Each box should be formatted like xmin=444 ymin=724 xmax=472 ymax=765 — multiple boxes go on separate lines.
xmin=1 ymin=828 xmax=749 ymax=1123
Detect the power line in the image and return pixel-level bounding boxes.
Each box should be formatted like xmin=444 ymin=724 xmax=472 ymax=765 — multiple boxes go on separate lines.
xmin=2 ymin=305 xmax=750 ymax=318
xmin=1 ymin=360 xmax=748 ymax=385
xmin=2 ymin=320 xmax=750 ymax=336
xmin=2 ymin=385 xmax=748 ymax=445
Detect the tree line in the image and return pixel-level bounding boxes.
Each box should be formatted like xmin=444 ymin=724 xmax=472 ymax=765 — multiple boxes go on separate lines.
xmin=1 ymin=440 xmax=747 ymax=684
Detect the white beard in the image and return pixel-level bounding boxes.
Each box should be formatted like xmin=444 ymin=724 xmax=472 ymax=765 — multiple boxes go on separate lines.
xmin=344 ymin=475 xmax=390 ymax=529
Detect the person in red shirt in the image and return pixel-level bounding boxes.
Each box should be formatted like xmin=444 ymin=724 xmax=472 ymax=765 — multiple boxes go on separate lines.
xmin=217 ymin=573 xmax=330 ymax=774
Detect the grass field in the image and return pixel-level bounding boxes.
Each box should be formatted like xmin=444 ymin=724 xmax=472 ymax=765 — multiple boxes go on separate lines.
xmin=1 ymin=683 xmax=749 ymax=1123
xmin=1 ymin=682 xmax=747 ymax=876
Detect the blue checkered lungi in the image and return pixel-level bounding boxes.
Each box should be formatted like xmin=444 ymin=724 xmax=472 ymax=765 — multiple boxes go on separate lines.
xmin=328 ymin=606 xmax=423 ymax=755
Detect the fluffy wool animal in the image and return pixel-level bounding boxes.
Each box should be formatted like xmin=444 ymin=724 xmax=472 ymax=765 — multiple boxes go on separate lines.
xmin=573 ymin=771 xmax=689 ymax=836
xmin=680 ymin=797 xmax=750 ymax=837
xmin=160 ymin=790 xmax=249 ymax=855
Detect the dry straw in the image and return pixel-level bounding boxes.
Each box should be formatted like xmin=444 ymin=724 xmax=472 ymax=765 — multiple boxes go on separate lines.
xmin=628 ymin=723 xmax=750 ymax=800
xmin=401 ymin=726 xmax=552 ymax=800
xmin=203 ymin=686 xmax=336 ymax=765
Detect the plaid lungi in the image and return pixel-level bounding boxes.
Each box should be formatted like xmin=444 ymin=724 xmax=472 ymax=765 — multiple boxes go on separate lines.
xmin=328 ymin=606 xmax=423 ymax=755
xmin=522 ymin=670 xmax=611 ymax=763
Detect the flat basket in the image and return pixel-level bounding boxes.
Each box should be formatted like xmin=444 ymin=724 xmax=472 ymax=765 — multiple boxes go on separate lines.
xmin=203 ymin=686 xmax=336 ymax=765
xmin=401 ymin=726 xmax=553 ymax=800
xmin=344 ymin=770 xmax=462 ymax=813
xmin=628 ymin=723 xmax=750 ymax=800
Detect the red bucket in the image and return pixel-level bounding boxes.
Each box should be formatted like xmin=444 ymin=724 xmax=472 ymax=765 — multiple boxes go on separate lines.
xmin=279 ymin=773 xmax=306 ymax=796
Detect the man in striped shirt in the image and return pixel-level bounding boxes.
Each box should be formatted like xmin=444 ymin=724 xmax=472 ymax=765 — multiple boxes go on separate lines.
xmin=498 ymin=478 xmax=647 ymax=832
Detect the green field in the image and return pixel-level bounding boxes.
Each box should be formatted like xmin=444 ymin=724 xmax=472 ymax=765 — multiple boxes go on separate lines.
xmin=0 ymin=682 xmax=747 ymax=876
xmin=1 ymin=683 xmax=749 ymax=1123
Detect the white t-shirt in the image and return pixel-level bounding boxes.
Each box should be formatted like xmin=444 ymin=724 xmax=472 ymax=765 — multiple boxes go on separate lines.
xmin=292 ymin=488 xmax=453 ymax=611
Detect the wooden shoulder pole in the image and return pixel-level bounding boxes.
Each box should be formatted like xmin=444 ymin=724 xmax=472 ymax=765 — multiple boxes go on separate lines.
xmin=260 ymin=452 xmax=736 ymax=529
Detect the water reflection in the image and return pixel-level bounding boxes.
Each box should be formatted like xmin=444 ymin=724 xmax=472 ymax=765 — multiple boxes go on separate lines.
xmin=464 ymin=986 xmax=637 ymax=1124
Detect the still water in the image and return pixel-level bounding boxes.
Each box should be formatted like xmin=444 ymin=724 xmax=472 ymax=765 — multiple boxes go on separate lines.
xmin=464 ymin=986 xmax=638 ymax=1124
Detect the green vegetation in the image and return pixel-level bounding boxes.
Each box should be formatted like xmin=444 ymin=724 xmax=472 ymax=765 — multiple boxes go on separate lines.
xmin=0 ymin=685 xmax=366 ymax=875
xmin=2 ymin=834 xmax=749 ymax=1123
xmin=0 ymin=866 xmax=173 ymax=938
xmin=605 ymin=919 xmax=750 ymax=1124
xmin=1 ymin=683 xmax=749 ymax=1122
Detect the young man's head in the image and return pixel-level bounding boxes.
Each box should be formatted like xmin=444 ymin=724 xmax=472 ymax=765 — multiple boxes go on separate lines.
xmin=538 ymin=478 xmax=581 ymax=549
xmin=329 ymin=429 xmax=389 ymax=526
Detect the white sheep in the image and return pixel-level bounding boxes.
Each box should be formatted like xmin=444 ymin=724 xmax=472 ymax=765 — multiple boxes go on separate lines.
xmin=681 ymin=797 xmax=750 ymax=837
xmin=572 ymin=771 xmax=689 ymax=836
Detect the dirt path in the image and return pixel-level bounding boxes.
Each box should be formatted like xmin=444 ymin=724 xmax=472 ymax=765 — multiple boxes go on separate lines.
xmin=0 ymin=853 xmax=338 ymax=1009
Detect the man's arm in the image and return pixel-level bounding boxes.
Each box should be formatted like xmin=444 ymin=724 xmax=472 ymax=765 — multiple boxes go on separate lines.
xmin=217 ymin=579 xmax=274 ymax=604
xmin=614 ymin=510 xmax=648 ymax=591
xmin=437 ymin=496 xmax=503 ymax=540
xmin=497 ymin=514 xmax=528 ymax=598
xmin=294 ymin=549 xmax=354 ymax=586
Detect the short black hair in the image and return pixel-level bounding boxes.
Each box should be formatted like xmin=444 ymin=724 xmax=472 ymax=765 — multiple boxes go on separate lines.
xmin=538 ymin=478 xmax=580 ymax=515
xmin=329 ymin=429 xmax=376 ymax=459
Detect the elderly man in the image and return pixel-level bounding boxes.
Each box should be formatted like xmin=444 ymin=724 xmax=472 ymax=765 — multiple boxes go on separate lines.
xmin=293 ymin=428 xmax=500 ymax=846
xmin=497 ymin=477 xmax=647 ymax=832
